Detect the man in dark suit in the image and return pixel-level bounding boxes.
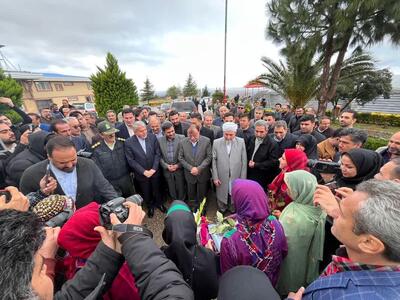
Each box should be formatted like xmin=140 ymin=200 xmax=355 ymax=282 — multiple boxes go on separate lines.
xmin=19 ymin=136 xmax=118 ymax=209
xmin=116 ymin=108 xmax=135 ymax=139
xmin=247 ymin=120 xmax=280 ymax=189
xmin=189 ymin=112 xmax=214 ymax=144
xmin=124 ymin=121 xmax=163 ymax=217
xmin=292 ymin=115 xmax=326 ymax=143
xmin=269 ymin=120 xmax=297 ymax=156
xmin=169 ymin=110 xmax=189 ymax=136
xmin=178 ymin=124 xmax=212 ymax=211
xmin=158 ymin=121 xmax=186 ymax=200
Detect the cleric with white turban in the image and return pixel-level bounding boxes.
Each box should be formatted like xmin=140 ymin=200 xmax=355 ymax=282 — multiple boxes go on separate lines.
xmin=222 ymin=122 xmax=238 ymax=132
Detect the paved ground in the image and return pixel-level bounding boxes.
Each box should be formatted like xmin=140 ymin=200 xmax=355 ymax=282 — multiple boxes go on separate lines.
xmin=145 ymin=189 xmax=219 ymax=246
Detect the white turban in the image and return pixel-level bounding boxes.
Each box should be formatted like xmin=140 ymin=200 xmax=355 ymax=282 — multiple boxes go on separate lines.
xmin=222 ymin=122 xmax=238 ymax=132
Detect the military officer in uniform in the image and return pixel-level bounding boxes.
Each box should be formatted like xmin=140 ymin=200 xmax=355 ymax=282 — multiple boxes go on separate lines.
xmin=92 ymin=121 xmax=135 ymax=197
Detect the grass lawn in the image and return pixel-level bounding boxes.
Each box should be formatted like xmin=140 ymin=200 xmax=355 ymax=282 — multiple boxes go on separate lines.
xmin=332 ymin=122 xmax=399 ymax=139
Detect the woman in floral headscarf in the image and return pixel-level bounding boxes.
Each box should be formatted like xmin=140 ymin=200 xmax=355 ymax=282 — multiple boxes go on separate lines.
xmin=219 ymin=179 xmax=287 ymax=286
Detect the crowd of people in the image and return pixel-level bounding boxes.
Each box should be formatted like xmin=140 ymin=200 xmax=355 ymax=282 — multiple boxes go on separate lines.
xmin=0 ymin=95 xmax=400 ymax=299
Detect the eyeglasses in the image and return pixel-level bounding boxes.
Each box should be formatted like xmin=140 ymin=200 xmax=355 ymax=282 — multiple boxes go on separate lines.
xmin=238 ymin=106 xmax=244 ymax=109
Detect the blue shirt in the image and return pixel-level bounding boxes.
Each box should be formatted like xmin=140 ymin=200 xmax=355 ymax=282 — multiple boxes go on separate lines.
xmin=138 ymin=137 xmax=146 ymax=154
xmin=49 ymin=162 xmax=78 ymax=201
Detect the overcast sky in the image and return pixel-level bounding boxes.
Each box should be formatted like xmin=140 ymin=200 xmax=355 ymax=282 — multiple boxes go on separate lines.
xmin=1 ymin=0 xmax=399 ymax=91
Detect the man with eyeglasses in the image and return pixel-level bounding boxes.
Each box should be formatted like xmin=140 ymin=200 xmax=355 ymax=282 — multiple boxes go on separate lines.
xmin=0 ymin=121 xmax=30 ymax=188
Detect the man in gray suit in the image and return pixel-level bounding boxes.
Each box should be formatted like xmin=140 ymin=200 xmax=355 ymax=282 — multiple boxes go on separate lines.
xmin=178 ymin=124 xmax=212 ymax=211
xmin=212 ymin=122 xmax=247 ymax=213
xmin=158 ymin=121 xmax=186 ymax=200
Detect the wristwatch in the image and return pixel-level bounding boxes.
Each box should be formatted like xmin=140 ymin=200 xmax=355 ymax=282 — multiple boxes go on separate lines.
xmin=111 ymin=224 xmax=153 ymax=238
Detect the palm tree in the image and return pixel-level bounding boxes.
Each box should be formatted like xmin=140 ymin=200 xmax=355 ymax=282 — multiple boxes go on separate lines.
xmin=253 ymin=47 xmax=320 ymax=108
xmin=254 ymin=49 xmax=375 ymax=110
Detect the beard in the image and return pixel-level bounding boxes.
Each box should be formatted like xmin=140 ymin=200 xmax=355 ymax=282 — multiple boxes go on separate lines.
xmin=61 ymin=166 xmax=75 ymax=173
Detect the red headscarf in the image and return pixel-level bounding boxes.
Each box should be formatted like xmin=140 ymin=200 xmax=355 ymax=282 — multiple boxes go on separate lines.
xmin=57 ymin=202 xmax=140 ymax=300
xmin=268 ymin=149 xmax=309 ymax=207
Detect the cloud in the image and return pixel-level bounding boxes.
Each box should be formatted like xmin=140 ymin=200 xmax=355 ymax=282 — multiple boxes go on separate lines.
xmin=1 ymin=0 xmax=398 ymax=92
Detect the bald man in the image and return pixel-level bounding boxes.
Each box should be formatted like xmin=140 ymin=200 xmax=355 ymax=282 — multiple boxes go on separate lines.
xmin=377 ymin=131 xmax=400 ymax=163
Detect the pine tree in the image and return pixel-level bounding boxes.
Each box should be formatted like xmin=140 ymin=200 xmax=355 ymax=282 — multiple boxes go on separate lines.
xmin=90 ymin=52 xmax=138 ymax=116
xmin=141 ymin=77 xmax=156 ymax=104
xmin=0 ymin=68 xmax=24 ymax=122
xmin=166 ymin=85 xmax=181 ymax=99
xmin=201 ymin=85 xmax=210 ymax=97
xmin=0 ymin=68 xmax=23 ymax=106
xmin=212 ymin=89 xmax=224 ymax=104
xmin=183 ymin=74 xmax=198 ymax=97
xmin=267 ymin=0 xmax=400 ymax=115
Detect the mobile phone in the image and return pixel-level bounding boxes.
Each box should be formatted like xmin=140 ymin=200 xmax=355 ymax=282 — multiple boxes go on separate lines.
xmin=0 ymin=190 xmax=11 ymax=203
xmin=45 ymin=164 xmax=51 ymax=184
xmin=325 ymin=181 xmax=338 ymax=191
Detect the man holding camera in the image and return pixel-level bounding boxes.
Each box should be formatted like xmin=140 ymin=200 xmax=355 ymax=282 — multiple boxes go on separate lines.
xmin=92 ymin=121 xmax=135 ymax=198
xmin=0 ymin=196 xmax=194 ymax=299
xmin=20 ymin=136 xmax=118 ymax=208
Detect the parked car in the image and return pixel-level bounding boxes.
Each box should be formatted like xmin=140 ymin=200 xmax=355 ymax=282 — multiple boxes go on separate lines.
xmin=170 ymin=100 xmax=196 ymax=115
xmin=160 ymin=102 xmax=171 ymax=111
xmin=73 ymin=102 xmax=96 ymax=113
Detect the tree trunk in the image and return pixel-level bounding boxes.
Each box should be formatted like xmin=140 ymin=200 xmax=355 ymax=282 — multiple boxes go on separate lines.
xmin=317 ymin=28 xmax=334 ymax=116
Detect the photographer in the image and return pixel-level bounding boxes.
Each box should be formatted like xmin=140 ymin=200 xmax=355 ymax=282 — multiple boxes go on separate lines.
xmin=0 ymin=202 xmax=193 ymax=299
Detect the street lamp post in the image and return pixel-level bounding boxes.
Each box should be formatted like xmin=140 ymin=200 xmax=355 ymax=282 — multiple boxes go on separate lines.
xmin=223 ymin=0 xmax=228 ymax=104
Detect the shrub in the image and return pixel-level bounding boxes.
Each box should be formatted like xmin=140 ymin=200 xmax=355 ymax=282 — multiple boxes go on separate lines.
xmin=364 ymin=136 xmax=388 ymax=151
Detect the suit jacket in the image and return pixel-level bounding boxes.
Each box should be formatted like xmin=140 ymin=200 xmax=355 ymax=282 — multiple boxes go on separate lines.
xmin=124 ymin=133 xmax=161 ymax=181
xmin=116 ymin=123 xmax=133 ymax=139
xmin=178 ymin=136 xmax=212 ymax=184
xmin=174 ymin=122 xmax=190 ymax=136
xmin=212 ymin=137 xmax=247 ymax=202
xmin=247 ymin=135 xmax=280 ymax=186
xmin=292 ymin=130 xmax=326 ymax=144
xmin=200 ymin=126 xmax=214 ymax=144
xmin=20 ymin=158 xmax=118 ymax=208
xmin=159 ymin=134 xmax=185 ymax=170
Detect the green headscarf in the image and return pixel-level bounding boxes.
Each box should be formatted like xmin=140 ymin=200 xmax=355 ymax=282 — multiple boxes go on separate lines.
xmin=276 ymin=170 xmax=327 ymax=296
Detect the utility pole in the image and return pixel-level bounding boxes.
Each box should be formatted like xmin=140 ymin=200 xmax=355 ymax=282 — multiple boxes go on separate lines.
xmin=223 ymin=0 xmax=228 ymax=104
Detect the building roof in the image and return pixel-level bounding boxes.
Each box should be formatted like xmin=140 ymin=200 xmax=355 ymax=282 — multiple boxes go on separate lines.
xmin=4 ymin=70 xmax=91 ymax=82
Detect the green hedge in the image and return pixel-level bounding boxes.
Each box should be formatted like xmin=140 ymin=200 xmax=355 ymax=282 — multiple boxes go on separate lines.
xmin=364 ymin=136 xmax=388 ymax=151
xmin=326 ymin=110 xmax=400 ymax=127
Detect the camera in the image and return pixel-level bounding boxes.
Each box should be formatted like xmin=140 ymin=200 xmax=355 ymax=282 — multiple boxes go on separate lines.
xmin=0 ymin=190 xmax=11 ymax=203
xmin=77 ymin=149 xmax=93 ymax=158
xmin=99 ymin=194 xmax=143 ymax=229
xmin=46 ymin=209 xmax=74 ymax=227
xmin=307 ymin=159 xmax=341 ymax=174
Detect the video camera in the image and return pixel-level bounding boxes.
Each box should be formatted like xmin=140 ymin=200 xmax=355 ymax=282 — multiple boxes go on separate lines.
xmin=307 ymin=159 xmax=341 ymax=174
xmin=99 ymin=194 xmax=143 ymax=229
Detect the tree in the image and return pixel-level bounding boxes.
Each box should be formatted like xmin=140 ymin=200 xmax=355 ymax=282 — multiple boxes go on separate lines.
xmin=253 ymin=46 xmax=320 ymax=108
xmin=166 ymin=85 xmax=181 ymax=99
xmin=201 ymin=85 xmax=210 ymax=97
xmin=183 ymin=74 xmax=198 ymax=97
xmin=0 ymin=68 xmax=23 ymax=107
xmin=212 ymin=89 xmax=224 ymax=104
xmin=267 ymin=0 xmax=400 ymax=115
xmin=141 ymin=77 xmax=156 ymax=104
xmin=90 ymin=52 xmax=138 ymax=116
xmin=334 ymin=68 xmax=392 ymax=111
xmin=0 ymin=68 xmax=24 ymax=122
